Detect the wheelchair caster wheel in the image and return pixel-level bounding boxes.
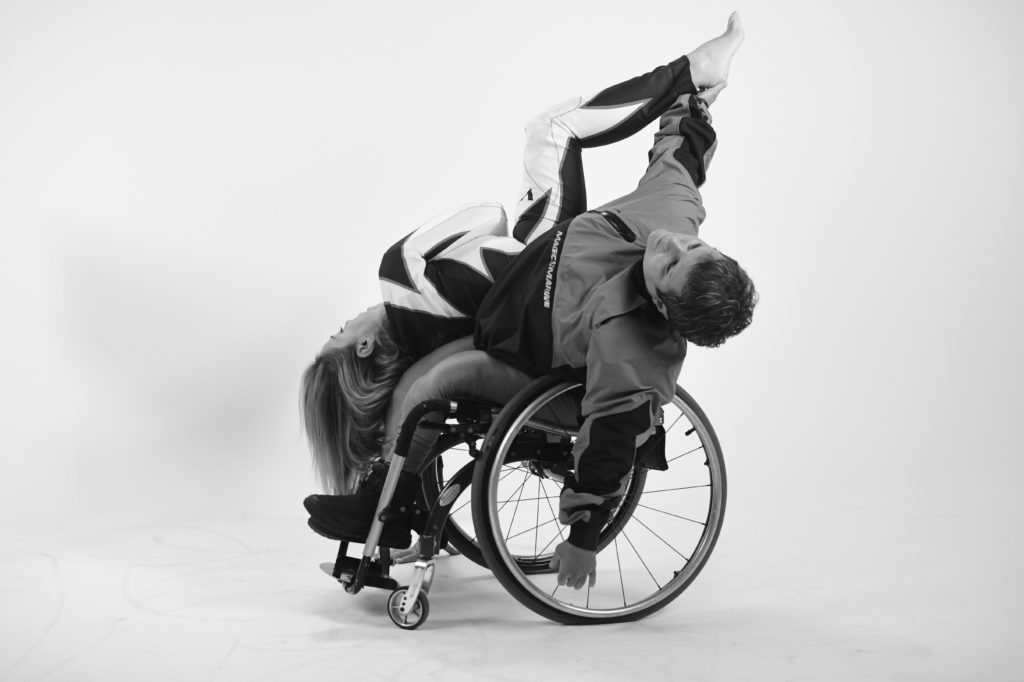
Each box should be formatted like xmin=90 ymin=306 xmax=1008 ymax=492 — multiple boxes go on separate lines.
xmin=387 ymin=587 xmax=429 ymax=630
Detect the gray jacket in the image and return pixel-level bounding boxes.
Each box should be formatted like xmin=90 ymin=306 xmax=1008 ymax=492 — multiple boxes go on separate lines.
xmin=476 ymin=91 xmax=717 ymax=550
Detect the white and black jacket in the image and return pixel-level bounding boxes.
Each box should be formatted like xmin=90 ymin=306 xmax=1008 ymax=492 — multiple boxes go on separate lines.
xmin=378 ymin=202 xmax=523 ymax=361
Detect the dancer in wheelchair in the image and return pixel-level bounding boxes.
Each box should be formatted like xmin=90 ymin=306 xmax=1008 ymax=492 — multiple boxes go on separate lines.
xmin=302 ymin=12 xmax=756 ymax=589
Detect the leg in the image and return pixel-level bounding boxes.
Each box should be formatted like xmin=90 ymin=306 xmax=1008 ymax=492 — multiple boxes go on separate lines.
xmin=595 ymin=14 xmax=745 ymax=236
xmin=304 ymin=349 xmax=535 ymax=543
xmin=512 ymin=52 xmax=709 ymax=244
xmin=516 ymin=12 xmax=745 ymax=244
xmin=396 ymin=350 xmax=535 ymax=473
xmin=381 ymin=336 xmax=476 ymax=461
xmin=685 ymin=11 xmax=745 ymax=91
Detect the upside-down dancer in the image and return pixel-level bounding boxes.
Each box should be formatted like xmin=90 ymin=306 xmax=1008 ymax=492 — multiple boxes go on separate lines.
xmin=301 ymin=12 xmax=756 ymax=590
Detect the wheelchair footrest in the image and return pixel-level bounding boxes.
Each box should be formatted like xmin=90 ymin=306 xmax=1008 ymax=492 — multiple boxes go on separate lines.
xmin=319 ymin=556 xmax=399 ymax=591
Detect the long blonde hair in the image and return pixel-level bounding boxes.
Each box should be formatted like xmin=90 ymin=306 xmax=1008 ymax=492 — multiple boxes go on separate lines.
xmin=300 ymin=325 xmax=411 ymax=494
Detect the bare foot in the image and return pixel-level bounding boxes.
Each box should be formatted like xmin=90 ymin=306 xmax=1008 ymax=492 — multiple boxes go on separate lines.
xmin=687 ymin=11 xmax=745 ymax=89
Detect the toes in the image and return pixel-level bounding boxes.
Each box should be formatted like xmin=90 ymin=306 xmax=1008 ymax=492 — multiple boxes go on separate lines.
xmin=727 ymin=11 xmax=745 ymax=38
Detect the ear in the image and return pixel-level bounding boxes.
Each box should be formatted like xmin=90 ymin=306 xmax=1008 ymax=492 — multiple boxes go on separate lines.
xmin=355 ymin=335 xmax=376 ymax=358
xmin=652 ymin=295 xmax=668 ymax=319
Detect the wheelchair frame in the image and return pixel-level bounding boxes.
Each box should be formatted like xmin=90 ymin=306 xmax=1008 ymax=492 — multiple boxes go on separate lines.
xmin=320 ymin=374 xmax=727 ymax=629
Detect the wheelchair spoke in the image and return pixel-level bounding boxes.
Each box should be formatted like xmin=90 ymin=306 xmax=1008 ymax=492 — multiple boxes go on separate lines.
xmin=534 ymin=477 xmax=541 ymax=556
xmin=496 ymin=466 xmax=528 ymax=490
xmin=504 ymin=477 xmax=529 ymax=542
xmin=634 ymin=503 xmax=708 ymax=526
xmin=666 ymin=443 xmax=704 ymax=464
xmin=630 ymin=514 xmax=692 ymax=562
xmin=641 ymin=484 xmax=710 ymax=494
xmin=614 ymin=537 xmax=626 ymax=608
xmin=496 ymin=475 xmax=530 ymax=514
xmin=500 ymin=463 xmax=527 ymax=479
xmin=451 ymin=497 xmax=472 ymax=516
xmin=541 ymin=480 xmax=566 ymax=544
xmin=506 ymin=516 xmax=560 ymax=542
xmin=621 ymin=529 xmax=661 ymax=590
xmin=536 ymin=527 xmax=562 ymax=557
xmin=495 ymin=477 xmax=561 ymax=503
xmin=637 ymin=411 xmax=683 ymax=454
xmin=662 ymin=410 xmax=685 ymax=435
xmin=497 ymin=477 xmax=566 ymax=548
xmin=495 ymin=493 xmax=559 ymax=504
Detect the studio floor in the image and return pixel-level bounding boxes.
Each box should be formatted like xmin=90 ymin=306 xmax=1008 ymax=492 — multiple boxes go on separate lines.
xmin=1 ymin=513 xmax=1017 ymax=682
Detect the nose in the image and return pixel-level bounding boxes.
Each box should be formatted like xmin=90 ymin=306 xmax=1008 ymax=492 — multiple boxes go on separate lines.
xmin=662 ymin=234 xmax=682 ymax=256
xmin=665 ymin=234 xmax=700 ymax=255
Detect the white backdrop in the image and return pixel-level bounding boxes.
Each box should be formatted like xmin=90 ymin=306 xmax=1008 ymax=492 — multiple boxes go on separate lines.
xmin=2 ymin=0 xmax=1023 ymax=677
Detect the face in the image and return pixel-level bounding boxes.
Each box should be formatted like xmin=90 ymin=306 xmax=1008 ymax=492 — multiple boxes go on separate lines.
xmin=642 ymin=230 xmax=722 ymax=316
xmin=320 ymin=303 xmax=386 ymax=357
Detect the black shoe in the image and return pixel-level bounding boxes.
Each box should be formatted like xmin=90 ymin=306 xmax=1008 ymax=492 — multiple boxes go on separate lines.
xmin=303 ymin=461 xmax=425 ymax=548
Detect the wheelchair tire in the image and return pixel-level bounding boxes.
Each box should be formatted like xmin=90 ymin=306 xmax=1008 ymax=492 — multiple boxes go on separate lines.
xmin=470 ymin=375 xmax=727 ymax=625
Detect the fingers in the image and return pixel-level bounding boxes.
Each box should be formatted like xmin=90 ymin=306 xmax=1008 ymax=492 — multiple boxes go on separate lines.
xmin=555 ymin=569 xmax=594 ymax=590
xmin=551 ymin=559 xmax=583 ymax=589
xmin=567 ymin=571 xmax=596 ymax=590
xmin=550 ymin=554 xmax=572 ymax=587
xmin=550 ymin=543 xmax=597 ymax=589
xmin=556 ymin=571 xmax=584 ymax=589
xmin=699 ymin=81 xmax=728 ymax=106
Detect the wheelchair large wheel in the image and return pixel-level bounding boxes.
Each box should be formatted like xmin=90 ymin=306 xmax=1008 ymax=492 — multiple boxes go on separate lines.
xmin=470 ymin=375 xmax=726 ymax=624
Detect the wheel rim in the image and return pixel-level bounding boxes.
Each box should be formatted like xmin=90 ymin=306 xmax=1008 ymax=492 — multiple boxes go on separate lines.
xmin=388 ymin=590 xmax=425 ymax=627
xmin=480 ymin=382 xmax=726 ymax=618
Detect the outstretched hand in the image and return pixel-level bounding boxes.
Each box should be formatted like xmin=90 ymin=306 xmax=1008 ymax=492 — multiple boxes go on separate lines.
xmin=698 ymin=81 xmax=728 ymax=106
xmin=549 ymin=541 xmax=597 ymax=590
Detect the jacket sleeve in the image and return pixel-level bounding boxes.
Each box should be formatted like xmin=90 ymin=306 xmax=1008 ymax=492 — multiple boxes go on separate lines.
xmin=559 ymin=319 xmax=683 ymax=551
xmin=597 ymin=94 xmax=717 ymax=238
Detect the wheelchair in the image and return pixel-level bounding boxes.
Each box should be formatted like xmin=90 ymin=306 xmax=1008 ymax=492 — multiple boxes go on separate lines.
xmin=318 ymin=373 xmax=727 ymax=629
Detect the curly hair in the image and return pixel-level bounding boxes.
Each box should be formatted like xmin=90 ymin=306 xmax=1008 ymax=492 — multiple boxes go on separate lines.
xmin=300 ymin=323 xmax=412 ymax=494
xmin=658 ymin=255 xmax=757 ymax=347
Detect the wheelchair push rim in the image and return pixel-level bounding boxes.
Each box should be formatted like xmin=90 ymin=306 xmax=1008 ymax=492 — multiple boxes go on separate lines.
xmin=471 ymin=377 xmax=727 ymax=624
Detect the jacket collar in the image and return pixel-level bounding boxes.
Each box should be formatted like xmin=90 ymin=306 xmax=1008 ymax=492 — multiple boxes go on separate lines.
xmin=593 ymin=258 xmax=664 ymax=328
xmin=630 ymin=258 xmax=654 ymax=306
